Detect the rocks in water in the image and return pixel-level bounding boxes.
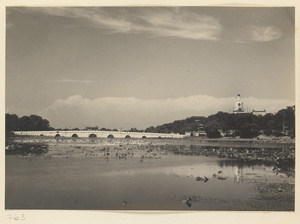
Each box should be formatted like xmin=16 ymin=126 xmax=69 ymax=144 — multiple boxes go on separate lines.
xmin=5 ymin=143 xmax=49 ymax=156
xmin=212 ymin=172 xmax=227 ymax=181
xmin=218 ymin=176 xmax=227 ymax=181
xmin=196 ymin=176 xmax=204 ymax=181
xmin=204 ymin=176 xmax=209 ymax=183
xmin=195 ymin=176 xmax=209 ymax=183
xmin=181 ymin=197 xmax=192 ymax=208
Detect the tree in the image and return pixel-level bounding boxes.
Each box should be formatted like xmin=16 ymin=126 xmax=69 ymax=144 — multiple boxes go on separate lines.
xmin=142 ymin=105 xmax=295 ymax=138
xmin=274 ymin=106 xmax=295 ymax=136
xmin=128 ymin=128 xmax=143 ymax=132
xmin=18 ymin=116 xmax=32 ymax=131
xmin=239 ymin=129 xmax=260 ymax=138
xmin=29 ymin=115 xmax=51 ymax=130
xmin=6 ymin=113 xmax=19 ymax=132
xmin=5 ymin=113 xmax=53 ymax=131
xmin=206 ymin=130 xmax=222 ymax=138
xmin=145 ymin=126 xmax=156 ymax=133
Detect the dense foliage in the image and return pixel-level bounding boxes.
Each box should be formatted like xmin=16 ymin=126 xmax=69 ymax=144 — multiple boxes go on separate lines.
xmin=6 ymin=105 xmax=295 ymax=139
xmin=6 ymin=114 xmax=53 ymax=132
xmin=144 ymin=106 xmax=295 ymax=138
xmin=145 ymin=116 xmax=206 ymax=135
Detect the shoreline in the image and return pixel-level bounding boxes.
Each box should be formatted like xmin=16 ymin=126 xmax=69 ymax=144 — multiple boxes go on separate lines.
xmin=6 ymin=135 xmax=295 ymax=147
xmin=6 ymin=135 xmax=295 ymax=170
xmin=5 ymin=136 xmax=295 ymax=211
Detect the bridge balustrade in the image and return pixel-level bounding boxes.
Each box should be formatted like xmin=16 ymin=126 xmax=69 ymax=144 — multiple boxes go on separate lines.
xmin=13 ymin=130 xmax=184 ymax=139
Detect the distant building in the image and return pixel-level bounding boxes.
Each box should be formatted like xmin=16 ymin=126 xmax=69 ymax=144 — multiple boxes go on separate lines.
xmin=251 ymin=109 xmax=267 ymax=116
xmin=218 ymin=129 xmax=225 ymax=137
xmin=233 ymin=94 xmax=245 ymax=114
xmin=185 ymin=116 xmax=206 ymax=137
xmin=185 ymin=131 xmax=206 ymax=137
xmin=85 ymin=126 xmax=98 ymax=130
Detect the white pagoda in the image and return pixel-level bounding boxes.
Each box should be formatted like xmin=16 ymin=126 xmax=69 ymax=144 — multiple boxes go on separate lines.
xmin=233 ymin=94 xmax=245 ymax=114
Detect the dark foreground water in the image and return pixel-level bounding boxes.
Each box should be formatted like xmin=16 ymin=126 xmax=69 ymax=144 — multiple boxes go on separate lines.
xmin=5 ymin=142 xmax=295 ymax=211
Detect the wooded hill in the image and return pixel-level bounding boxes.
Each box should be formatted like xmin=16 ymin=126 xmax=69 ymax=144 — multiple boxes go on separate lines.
xmin=144 ymin=106 xmax=295 ymax=139
xmin=6 ymin=106 xmax=295 ymax=139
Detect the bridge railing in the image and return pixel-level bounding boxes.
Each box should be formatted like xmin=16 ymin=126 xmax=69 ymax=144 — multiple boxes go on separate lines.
xmin=13 ymin=130 xmax=185 ymax=138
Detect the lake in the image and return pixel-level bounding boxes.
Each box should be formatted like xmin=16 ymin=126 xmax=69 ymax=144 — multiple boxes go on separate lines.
xmin=5 ymin=138 xmax=295 ymax=210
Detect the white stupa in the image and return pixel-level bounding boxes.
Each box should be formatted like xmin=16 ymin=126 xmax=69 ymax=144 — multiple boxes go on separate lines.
xmin=233 ymin=94 xmax=245 ymax=114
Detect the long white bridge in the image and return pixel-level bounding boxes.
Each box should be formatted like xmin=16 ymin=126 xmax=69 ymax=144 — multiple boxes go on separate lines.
xmin=13 ymin=130 xmax=185 ymax=139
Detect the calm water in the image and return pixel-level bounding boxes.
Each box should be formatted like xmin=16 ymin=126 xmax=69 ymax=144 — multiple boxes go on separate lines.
xmin=5 ymin=145 xmax=293 ymax=210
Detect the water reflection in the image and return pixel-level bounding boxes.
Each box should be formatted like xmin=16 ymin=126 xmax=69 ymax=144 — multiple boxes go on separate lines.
xmin=217 ymin=159 xmax=271 ymax=168
xmin=5 ymin=143 xmax=49 ymax=156
xmin=5 ymin=141 xmax=295 ymax=210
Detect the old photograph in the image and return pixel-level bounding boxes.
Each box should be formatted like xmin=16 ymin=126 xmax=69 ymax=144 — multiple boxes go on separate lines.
xmin=4 ymin=5 xmax=295 ymax=215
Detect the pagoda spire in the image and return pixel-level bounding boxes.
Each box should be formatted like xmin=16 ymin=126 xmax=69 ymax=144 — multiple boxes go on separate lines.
xmin=233 ymin=94 xmax=245 ymax=114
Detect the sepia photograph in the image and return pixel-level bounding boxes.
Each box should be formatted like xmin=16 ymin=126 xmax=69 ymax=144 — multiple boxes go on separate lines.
xmin=1 ymin=1 xmax=298 ymax=223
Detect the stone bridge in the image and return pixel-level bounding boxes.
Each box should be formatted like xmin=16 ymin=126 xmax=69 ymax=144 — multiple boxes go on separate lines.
xmin=13 ymin=130 xmax=185 ymax=139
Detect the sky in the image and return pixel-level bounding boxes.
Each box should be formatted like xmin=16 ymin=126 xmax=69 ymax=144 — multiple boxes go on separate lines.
xmin=5 ymin=7 xmax=295 ymax=130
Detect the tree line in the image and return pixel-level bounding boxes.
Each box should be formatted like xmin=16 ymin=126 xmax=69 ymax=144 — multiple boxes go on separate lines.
xmin=6 ymin=105 xmax=295 ymax=139
xmin=144 ymin=106 xmax=295 ymax=139
xmin=6 ymin=114 xmax=53 ymax=133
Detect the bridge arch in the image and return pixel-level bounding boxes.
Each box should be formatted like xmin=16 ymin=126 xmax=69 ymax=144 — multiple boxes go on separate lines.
xmin=89 ymin=134 xmax=97 ymax=138
xmin=142 ymin=136 xmax=147 ymax=139
xmin=40 ymin=134 xmax=44 ymax=136
xmin=107 ymin=134 xmax=114 ymax=138
xmin=125 ymin=135 xmax=131 ymax=138
xmin=55 ymin=134 xmax=61 ymax=137
xmin=72 ymin=134 xmax=78 ymax=138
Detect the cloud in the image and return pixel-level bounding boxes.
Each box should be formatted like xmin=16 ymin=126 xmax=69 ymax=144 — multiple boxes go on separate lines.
xmin=234 ymin=26 xmax=283 ymax=43
xmin=43 ymin=95 xmax=294 ymax=129
xmin=45 ymin=79 xmax=92 ymax=84
xmin=23 ymin=7 xmax=222 ymax=41
xmin=133 ymin=10 xmax=222 ymax=40
xmin=250 ymin=26 xmax=282 ymax=42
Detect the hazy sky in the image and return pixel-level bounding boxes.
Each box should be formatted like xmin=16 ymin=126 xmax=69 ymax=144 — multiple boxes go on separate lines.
xmin=6 ymin=7 xmax=295 ymax=129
